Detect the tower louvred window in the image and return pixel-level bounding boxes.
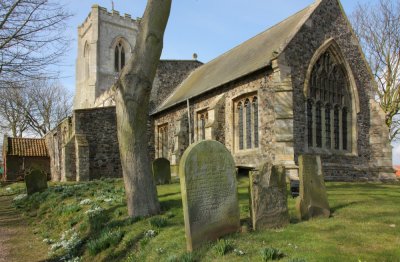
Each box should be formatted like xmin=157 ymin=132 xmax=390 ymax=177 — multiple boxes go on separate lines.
xmin=115 ymin=42 xmax=125 ymax=72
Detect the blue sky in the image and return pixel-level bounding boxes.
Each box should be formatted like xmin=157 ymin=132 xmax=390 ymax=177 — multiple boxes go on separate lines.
xmin=58 ymin=0 xmax=400 ymax=164
xmin=59 ymin=0 xmax=379 ymax=90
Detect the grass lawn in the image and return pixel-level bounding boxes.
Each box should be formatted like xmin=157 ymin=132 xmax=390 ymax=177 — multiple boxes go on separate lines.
xmin=0 ymin=177 xmax=399 ymax=262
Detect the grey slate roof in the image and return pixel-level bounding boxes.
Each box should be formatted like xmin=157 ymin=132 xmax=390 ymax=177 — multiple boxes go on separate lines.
xmin=155 ymin=1 xmax=320 ymax=113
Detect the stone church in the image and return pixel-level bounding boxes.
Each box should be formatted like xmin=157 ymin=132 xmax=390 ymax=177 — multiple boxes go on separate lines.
xmin=45 ymin=0 xmax=395 ymax=182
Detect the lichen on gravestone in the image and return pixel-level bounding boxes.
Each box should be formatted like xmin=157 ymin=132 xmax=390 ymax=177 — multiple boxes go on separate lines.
xmin=296 ymin=155 xmax=330 ymax=220
xmin=179 ymin=140 xmax=240 ymax=251
xmin=249 ymin=163 xmax=289 ymax=230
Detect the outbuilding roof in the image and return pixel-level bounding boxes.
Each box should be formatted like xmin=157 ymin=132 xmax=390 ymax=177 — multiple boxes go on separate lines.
xmin=5 ymin=137 xmax=49 ymax=157
xmin=154 ymin=1 xmax=320 ymax=113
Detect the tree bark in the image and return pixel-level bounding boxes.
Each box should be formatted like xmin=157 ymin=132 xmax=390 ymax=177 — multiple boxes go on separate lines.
xmin=115 ymin=0 xmax=172 ymax=218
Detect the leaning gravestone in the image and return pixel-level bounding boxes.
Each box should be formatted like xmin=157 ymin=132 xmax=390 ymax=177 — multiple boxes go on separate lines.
xmin=249 ymin=163 xmax=289 ymax=230
xmin=180 ymin=140 xmax=240 ymax=251
xmin=152 ymin=158 xmax=171 ymax=185
xmin=296 ymin=155 xmax=330 ymax=220
xmin=25 ymin=169 xmax=48 ymax=195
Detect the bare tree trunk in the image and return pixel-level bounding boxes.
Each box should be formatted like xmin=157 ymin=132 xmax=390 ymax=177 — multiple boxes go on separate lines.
xmin=115 ymin=0 xmax=172 ymax=218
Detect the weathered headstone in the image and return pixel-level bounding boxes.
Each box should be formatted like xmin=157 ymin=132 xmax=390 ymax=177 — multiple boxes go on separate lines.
xmin=25 ymin=169 xmax=48 ymax=195
xmin=179 ymin=140 xmax=240 ymax=251
xmin=152 ymin=158 xmax=171 ymax=185
xmin=249 ymin=163 xmax=289 ymax=230
xmin=296 ymin=155 xmax=330 ymax=220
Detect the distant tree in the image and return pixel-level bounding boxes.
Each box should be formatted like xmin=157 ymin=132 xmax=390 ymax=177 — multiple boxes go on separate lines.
xmin=115 ymin=0 xmax=172 ymax=218
xmin=0 ymin=80 xmax=72 ymax=137
xmin=0 ymin=0 xmax=71 ymax=88
xmin=0 ymin=86 xmax=30 ymax=137
xmin=351 ymin=0 xmax=400 ymax=141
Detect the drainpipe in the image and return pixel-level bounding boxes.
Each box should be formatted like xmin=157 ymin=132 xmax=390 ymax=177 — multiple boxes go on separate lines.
xmin=187 ymin=99 xmax=192 ymax=144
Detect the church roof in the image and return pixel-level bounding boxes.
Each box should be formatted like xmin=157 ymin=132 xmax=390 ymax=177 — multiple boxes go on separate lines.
xmin=155 ymin=1 xmax=320 ymax=113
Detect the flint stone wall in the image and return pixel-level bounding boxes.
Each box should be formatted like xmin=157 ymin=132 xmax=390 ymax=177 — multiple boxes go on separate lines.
xmin=74 ymin=106 xmax=122 ymax=179
xmin=280 ymin=0 xmax=392 ymax=180
xmin=152 ymin=69 xmax=275 ymax=169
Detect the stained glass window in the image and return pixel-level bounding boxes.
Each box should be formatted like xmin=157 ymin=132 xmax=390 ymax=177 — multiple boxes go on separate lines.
xmin=342 ymin=107 xmax=348 ymax=150
xmin=334 ymin=106 xmax=340 ymax=150
xmin=325 ymin=104 xmax=331 ymax=149
xmin=308 ymin=50 xmax=350 ymax=151
xmin=316 ymin=102 xmax=322 ymax=147
xmin=245 ymin=99 xmax=252 ymax=149
xmin=253 ymin=97 xmax=259 ymax=148
xmin=238 ymin=102 xmax=244 ymax=150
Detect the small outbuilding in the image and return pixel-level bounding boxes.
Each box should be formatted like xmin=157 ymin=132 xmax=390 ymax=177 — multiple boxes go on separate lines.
xmin=2 ymin=136 xmax=50 ymax=181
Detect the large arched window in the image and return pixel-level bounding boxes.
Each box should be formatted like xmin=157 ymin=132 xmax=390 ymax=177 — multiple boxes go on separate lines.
xmin=114 ymin=41 xmax=125 ymax=72
xmin=236 ymin=95 xmax=258 ymax=150
xmin=307 ymin=50 xmax=351 ymax=152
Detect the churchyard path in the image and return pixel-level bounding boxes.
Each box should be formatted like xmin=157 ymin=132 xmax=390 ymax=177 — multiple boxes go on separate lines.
xmin=0 ymin=195 xmax=47 ymax=262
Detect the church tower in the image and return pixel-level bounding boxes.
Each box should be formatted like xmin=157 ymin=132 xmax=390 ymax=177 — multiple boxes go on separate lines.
xmin=74 ymin=5 xmax=139 ymax=109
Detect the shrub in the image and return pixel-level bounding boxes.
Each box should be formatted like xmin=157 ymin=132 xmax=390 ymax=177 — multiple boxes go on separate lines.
xmin=260 ymin=247 xmax=284 ymax=261
xmin=213 ymin=239 xmax=234 ymax=256
xmin=87 ymin=228 xmax=124 ymax=255
xmin=149 ymin=216 xmax=167 ymax=228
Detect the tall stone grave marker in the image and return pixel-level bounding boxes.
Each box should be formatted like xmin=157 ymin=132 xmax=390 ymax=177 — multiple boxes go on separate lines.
xmin=152 ymin=158 xmax=171 ymax=185
xmin=25 ymin=169 xmax=48 ymax=195
xmin=179 ymin=140 xmax=240 ymax=251
xmin=250 ymin=163 xmax=289 ymax=230
xmin=296 ymin=155 xmax=330 ymax=220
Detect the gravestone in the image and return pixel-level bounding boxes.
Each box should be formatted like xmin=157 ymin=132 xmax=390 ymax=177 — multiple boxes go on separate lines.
xmin=249 ymin=163 xmax=289 ymax=230
xmin=152 ymin=158 xmax=171 ymax=185
xmin=179 ymin=140 xmax=240 ymax=251
xmin=25 ymin=169 xmax=48 ymax=195
xmin=296 ymin=155 xmax=330 ymax=220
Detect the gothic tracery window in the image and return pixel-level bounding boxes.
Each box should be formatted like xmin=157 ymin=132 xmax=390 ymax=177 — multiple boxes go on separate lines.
xmin=307 ymin=50 xmax=351 ymax=152
xmin=115 ymin=42 xmax=125 ymax=72
xmin=236 ymin=95 xmax=258 ymax=150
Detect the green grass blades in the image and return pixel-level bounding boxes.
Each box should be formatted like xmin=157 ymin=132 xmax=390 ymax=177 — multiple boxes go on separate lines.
xmin=1 ymin=177 xmax=399 ymax=261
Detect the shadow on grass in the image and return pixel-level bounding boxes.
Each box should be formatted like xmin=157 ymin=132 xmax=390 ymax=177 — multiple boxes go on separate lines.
xmin=330 ymin=201 xmax=363 ymax=214
xmin=160 ymin=198 xmax=182 ymax=211
xmin=158 ymin=191 xmax=181 ymax=198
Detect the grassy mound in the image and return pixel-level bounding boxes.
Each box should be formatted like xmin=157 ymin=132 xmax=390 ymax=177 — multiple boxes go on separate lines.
xmin=1 ymin=178 xmax=399 ymax=261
